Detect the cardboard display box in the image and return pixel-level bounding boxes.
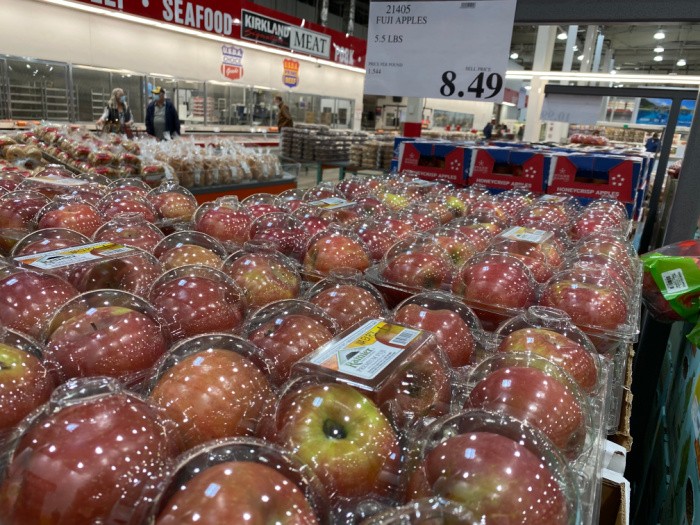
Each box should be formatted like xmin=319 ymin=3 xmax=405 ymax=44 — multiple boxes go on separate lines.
xmin=600 ymin=469 xmax=630 ymax=525
xmin=398 ymin=141 xmax=470 ymax=185
xmin=467 ymin=147 xmax=551 ymax=193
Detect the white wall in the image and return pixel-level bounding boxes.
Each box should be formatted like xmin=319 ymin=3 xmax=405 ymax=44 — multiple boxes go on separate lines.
xmin=1 ymin=0 xmax=365 ymax=127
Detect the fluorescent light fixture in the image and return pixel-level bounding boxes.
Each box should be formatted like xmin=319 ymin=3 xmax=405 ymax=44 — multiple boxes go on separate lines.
xmin=610 ymin=70 xmax=617 ymax=75
xmin=502 ymin=101 xmax=516 ymax=106
xmin=573 ymin=45 xmax=578 ymax=51
xmin=577 ymin=54 xmax=585 ymax=61
xmin=557 ymin=32 xmax=567 ymax=40
xmin=505 ymin=70 xmax=700 ymax=86
xmin=678 ymin=59 xmax=687 ymax=67
xmin=654 ymin=30 xmax=665 ymax=40
xmin=654 ymin=46 xmax=664 ymax=53
xmin=654 ymin=55 xmax=663 ymax=62
xmin=524 ymin=85 xmax=531 ymax=90
xmin=510 ymin=52 xmax=519 ymax=59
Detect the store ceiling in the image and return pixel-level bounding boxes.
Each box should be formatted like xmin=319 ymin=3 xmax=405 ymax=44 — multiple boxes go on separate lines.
xmin=510 ymin=23 xmax=700 ymax=75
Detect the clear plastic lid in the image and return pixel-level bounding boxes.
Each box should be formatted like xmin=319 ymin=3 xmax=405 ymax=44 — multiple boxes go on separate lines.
xmin=464 ymin=354 xmax=592 ymax=459
xmin=222 ymin=241 xmax=302 ymax=310
xmin=399 ymin=205 xmax=441 ymax=232
xmin=406 ymin=410 xmax=579 ymax=523
xmin=355 ymin=194 xmax=389 ymax=218
xmin=250 ymin=212 xmax=307 ymax=261
xmin=145 ymin=335 xmax=275 ymax=449
xmin=392 ymin=291 xmax=484 ymax=369
xmin=584 ymin=198 xmax=629 ymax=223
xmin=149 ymin=265 xmax=247 ymax=342
xmin=0 ymin=266 xmax=79 ymax=341
xmin=561 ymin=255 xmax=636 ymax=293
xmin=378 ymin=188 xmax=413 ymax=211
xmin=573 ymin=232 xmax=639 ymax=276
xmin=353 ymin=218 xmax=401 ymax=262
xmin=0 ymin=326 xmax=57 ymax=436
xmin=378 ymin=233 xmax=454 ymax=292
xmin=375 ymin=211 xmax=418 ymax=239
xmin=244 ymin=299 xmax=339 ymax=386
xmin=241 ymin=192 xmax=285 ymax=218
xmin=43 ymin=290 xmax=170 ymax=383
xmin=360 ymin=498 xmax=478 ymax=524
xmin=293 ymin=204 xmax=333 ymax=238
xmin=93 ymin=212 xmax=165 ymax=253
xmin=492 ymin=189 xmax=537 ymax=218
xmin=337 ymin=175 xmax=383 ymax=201
xmin=0 ymin=190 xmax=53 ymax=254
xmin=0 ymin=171 xmax=25 ymax=192
xmin=305 ymin=269 xmax=388 ymax=331
xmin=569 ymin=208 xmax=630 ymax=241
xmin=261 ymin=377 xmax=403 ymax=505
xmin=193 ymin=196 xmax=252 ymax=251
xmin=34 ymin=195 xmax=104 ymax=237
xmin=450 ymin=186 xmax=490 ymax=212
xmin=303 ymin=226 xmax=372 ymax=279
xmin=275 ymin=187 xmax=306 ymax=212
xmin=0 ymin=377 xmax=179 ymax=525
xmin=430 ymin=226 xmax=478 ymax=268
xmin=468 ymin=196 xmax=511 ymax=224
xmin=303 ymin=182 xmax=345 ymax=202
xmin=63 ymin=181 xmax=110 ymax=206
xmin=146 ymin=182 xmax=198 ymax=224
xmin=450 ymin=214 xmax=508 ymax=252
xmin=487 ymin=235 xmax=559 ymax=284
xmin=451 ymin=252 xmax=537 ymax=330
xmin=108 ymin=177 xmax=151 ymax=195
xmin=515 ymin=201 xmax=575 ymax=230
xmin=493 ymin=306 xmax=600 ymax=394
xmin=11 ymin=228 xmax=90 ymax=256
xmin=149 ymin=437 xmax=329 ymax=524
xmin=154 ymin=230 xmax=227 ymax=271
xmin=96 ymin=190 xmax=158 ymax=223
xmin=421 ymin=194 xmax=460 ymax=224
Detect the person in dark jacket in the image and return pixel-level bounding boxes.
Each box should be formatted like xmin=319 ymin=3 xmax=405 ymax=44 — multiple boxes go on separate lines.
xmin=483 ymin=119 xmax=495 ymax=139
xmin=645 ymin=132 xmax=661 ymax=153
xmin=146 ymin=86 xmax=181 ymax=140
xmin=97 ymin=87 xmax=133 ymax=135
xmin=274 ymin=95 xmax=294 ymax=129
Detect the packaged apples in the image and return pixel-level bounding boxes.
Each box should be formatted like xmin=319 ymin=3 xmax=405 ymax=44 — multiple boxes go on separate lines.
xmin=244 ymin=299 xmax=338 ymax=386
xmin=293 ymin=204 xmax=333 ymax=237
xmin=44 ymin=289 xmax=170 ymax=383
xmin=569 ymin=201 xmax=630 ymax=241
xmin=492 ymin=189 xmax=536 ymax=218
xmin=431 ymin=226 xmax=478 ymax=268
xmin=149 ymin=265 xmax=247 ymax=341
xmin=275 ymin=187 xmax=306 ymax=212
xmin=353 ymin=218 xmax=400 ymax=262
xmin=147 ymin=182 xmax=198 ymax=224
xmin=222 ymin=241 xmax=302 ymax=310
xmin=360 ymin=498 xmax=478 ymax=524
xmin=146 ymin=334 xmax=275 ymax=448
xmin=450 ymin=214 xmax=508 ymax=252
xmin=0 ymin=377 xmax=179 ymax=525
xmin=154 ymin=230 xmax=227 ymax=271
xmin=303 ymin=226 xmax=372 ymax=279
xmin=305 ymin=269 xmax=388 ymax=331
xmin=96 ymin=190 xmax=158 ymax=222
xmin=34 ymin=194 xmax=104 ymax=237
xmin=574 ymin=233 xmax=638 ymax=280
xmin=406 ymin=410 xmax=579 ymax=524
xmin=487 ymin=226 xmax=564 ymax=283
xmin=93 ymin=212 xmax=165 ymax=253
xmin=149 ymin=438 xmax=329 ymax=524
xmin=193 ymin=196 xmax=252 ymax=251
xmin=303 ymin=182 xmax=345 ymax=202
xmin=108 ymin=176 xmax=151 ymax=195
xmin=515 ymin=198 xmax=577 ymax=231
xmin=250 ymin=212 xmax=307 ymax=261
xmin=464 ymin=354 xmax=591 ymax=459
xmin=241 ymin=192 xmax=285 ymax=219
xmin=392 ymin=291 xmax=483 ymax=370
xmin=0 ymin=190 xmax=51 ymax=254
xmin=10 ymin=227 xmax=90 ymax=256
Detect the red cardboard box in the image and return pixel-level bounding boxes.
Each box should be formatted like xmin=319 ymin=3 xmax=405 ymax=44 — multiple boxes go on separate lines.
xmin=468 ymin=147 xmax=550 ymax=193
xmin=398 ymin=141 xmax=469 ymax=185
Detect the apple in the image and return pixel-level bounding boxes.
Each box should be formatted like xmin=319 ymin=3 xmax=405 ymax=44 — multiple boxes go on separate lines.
xmin=251 ymin=222 xmax=307 ymax=260
xmin=93 ymin=213 xmax=165 ymax=253
xmin=246 ymin=203 xmax=284 ymax=219
xmin=309 ymin=284 xmax=385 ymax=330
xmin=469 ymin=199 xmax=509 ymax=222
xmin=155 ymin=461 xmax=320 ymax=525
xmin=47 ymin=305 xmax=168 ymax=380
xmin=0 ymin=341 xmax=55 ymax=434
xmin=0 ymin=172 xmax=24 ymax=193
xmin=300 ymin=216 xmax=331 ymax=237
xmin=37 ymin=201 xmax=104 ymax=237
xmin=401 ymin=209 xmax=439 ymax=232
xmin=149 ymin=191 xmax=197 ymax=221
xmin=223 ymin=251 xmax=301 ymax=309
xmin=0 ymin=269 xmax=79 ymax=340
xmin=276 ymin=188 xmax=305 ymax=212
xmin=355 ymin=196 xmax=387 ymax=218
xmin=97 ymin=191 xmax=157 ymax=223
xmin=247 ymin=313 xmax=334 ymax=386
xmin=0 ymin=392 xmax=178 ymax=524
xmin=407 ymin=431 xmax=569 ymax=523
xmin=381 ymin=252 xmax=451 ymax=290
xmin=570 ymin=210 xmax=627 ymax=241
xmin=0 ymin=190 xmax=50 ymax=229
xmin=489 ymin=239 xmax=555 ymax=283
xmin=194 ymin=200 xmax=252 ymax=248
xmin=381 ymin=192 xmax=411 ymax=210
xmin=376 ymin=214 xmax=415 ymax=239
xmin=353 ymin=220 xmax=399 ymax=262
xmin=67 ymin=253 xmax=162 ymax=297
xmin=303 ymin=233 xmax=371 ymax=276
xmin=149 ymin=273 xmax=245 ymax=340
xmin=540 ymin=280 xmax=628 ymax=332
xmin=159 ymin=244 xmax=223 ymax=271
xmin=451 ymin=221 xmax=500 ymax=252
xmin=433 ymin=229 xmax=476 ymax=268
xmin=11 ymin=228 xmax=90 ymax=256
xmin=498 ymin=327 xmax=598 ymax=393
xmin=109 ymin=177 xmax=150 ymax=195
xmin=466 ymin=365 xmax=586 ymax=455
xmin=394 ymin=303 xmax=475 ymax=368
xmin=516 ymin=202 xmax=570 ymax=229
xmin=150 ymin=347 xmax=274 ymax=448
xmin=271 ymin=382 xmax=402 ymax=501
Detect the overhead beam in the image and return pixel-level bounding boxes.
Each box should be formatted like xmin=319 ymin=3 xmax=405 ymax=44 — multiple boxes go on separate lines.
xmin=514 ymin=0 xmax=700 ymax=24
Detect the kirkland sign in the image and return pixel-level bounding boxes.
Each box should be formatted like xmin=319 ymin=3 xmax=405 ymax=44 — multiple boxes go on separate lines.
xmin=241 ymin=10 xmax=331 ymax=59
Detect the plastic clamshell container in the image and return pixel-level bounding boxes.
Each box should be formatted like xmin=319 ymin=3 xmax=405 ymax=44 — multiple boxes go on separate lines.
xmin=486 ymin=226 xmax=563 ymax=283
xmin=96 ymin=190 xmax=158 ymax=223
xmin=240 ymin=192 xmax=285 ymax=219
xmin=359 ymin=498 xmax=478 ymax=524
xmin=249 ymin=212 xmax=307 ymax=262
xmin=93 ymin=212 xmax=166 ymax=253
xmin=146 ymin=182 xmax=198 ymax=226
xmin=11 ymin=228 xmax=90 ymax=256
xmin=302 ymin=225 xmax=372 ymax=281
xmin=353 ymin=218 xmax=400 ymax=263
xmin=33 ymin=194 xmax=105 ymax=238
xmin=192 ymin=196 xmax=252 ymax=252
xmin=108 ymin=177 xmax=151 ymax=195
xmin=0 ymin=190 xmax=51 ymax=255
xmin=154 ymin=230 xmax=227 ymax=271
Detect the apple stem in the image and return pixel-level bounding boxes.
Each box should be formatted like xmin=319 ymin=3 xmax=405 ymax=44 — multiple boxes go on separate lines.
xmin=91 ymin=322 xmax=98 ymax=331
xmin=322 ymin=419 xmax=348 ymax=440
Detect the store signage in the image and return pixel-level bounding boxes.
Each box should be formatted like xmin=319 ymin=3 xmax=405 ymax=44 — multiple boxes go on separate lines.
xmin=283 ymin=59 xmax=300 ymax=88
xmin=364 ymin=0 xmax=517 ymax=101
xmin=241 ymin=10 xmax=330 ymax=59
xmin=541 ymin=94 xmax=603 ymax=125
xmin=221 ymin=44 xmax=244 ymax=80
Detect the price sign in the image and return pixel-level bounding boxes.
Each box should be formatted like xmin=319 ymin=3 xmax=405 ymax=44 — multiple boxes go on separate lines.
xmin=364 ymin=0 xmax=517 ymax=102
xmin=540 ymin=94 xmax=603 ymax=125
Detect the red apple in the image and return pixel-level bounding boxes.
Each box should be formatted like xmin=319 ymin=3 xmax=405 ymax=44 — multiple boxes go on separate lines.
xmin=67 ymin=253 xmax=162 ymax=297
xmin=489 ymin=239 xmax=555 ymax=283
xmin=93 ymin=213 xmax=165 ymax=253
xmin=11 ymin=228 xmax=90 ymax=256
xmin=433 ymin=229 xmax=476 ymax=268
xmin=159 ymin=244 xmax=223 ymax=271
xmin=516 ymin=203 xmax=570 ymax=229
xmin=150 ymin=274 xmax=245 ymax=340
xmin=271 ymin=382 xmax=402 ymax=501
xmin=252 ymin=226 xmax=306 ymax=259
xmin=309 ymin=284 xmax=384 ymax=330
xmin=223 ymin=252 xmax=301 ymax=309
xmin=381 ymin=252 xmax=451 ymax=290
xmin=0 ymin=392 xmax=178 ymax=524
xmin=248 ymin=314 xmax=334 ymax=385
xmin=498 ymin=328 xmax=598 ymax=392
xmin=466 ymin=365 xmax=586 ymax=455
xmin=150 ymin=348 xmax=274 ymax=448
xmin=353 ymin=220 xmax=399 ymax=262
xmin=149 ymin=191 xmax=197 ymax=221
xmin=300 ymin=216 xmax=331 ymax=237
xmin=0 ymin=270 xmax=79 ymax=340
xmin=407 ymin=431 xmax=569 ymax=523
xmin=194 ymin=203 xmax=252 ymax=248
xmin=155 ymin=461 xmax=320 ymax=525
xmin=376 ymin=215 xmax=415 ymax=239
xmin=0 ymin=191 xmax=50 ymax=229
xmin=38 ymin=202 xmax=104 ymax=237
xmin=246 ymin=203 xmax=284 ymax=219
xmin=394 ymin=304 xmax=475 ymax=368
xmin=303 ymin=233 xmax=371 ymax=276
xmin=47 ymin=305 xmax=168 ymax=380
xmin=570 ymin=209 xmax=627 ymax=241
xmin=97 ymin=192 xmax=157 ymax=223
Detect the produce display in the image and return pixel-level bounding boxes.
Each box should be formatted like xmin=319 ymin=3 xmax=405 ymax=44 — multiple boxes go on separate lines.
xmin=0 ymin=169 xmax=642 ymax=525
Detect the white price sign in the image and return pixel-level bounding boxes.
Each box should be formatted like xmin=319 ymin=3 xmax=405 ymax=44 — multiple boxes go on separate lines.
xmin=364 ymin=0 xmax=517 ymax=101
xmin=540 ymin=94 xmax=604 ymax=125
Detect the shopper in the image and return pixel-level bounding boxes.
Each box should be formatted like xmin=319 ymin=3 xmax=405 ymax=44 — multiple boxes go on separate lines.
xmin=97 ymin=88 xmax=133 ymax=135
xmin=274 ymin=95 xmax=294 ymax=129
xmin=146 ymin=86 xmax=181 ymax=140
xmin=645 ymin=132 xmax=661 ymax=153
xmin=483 ymin=119 xmax=495 ymax=139
xmin=517 ymin=125 xmax=525 ymax=141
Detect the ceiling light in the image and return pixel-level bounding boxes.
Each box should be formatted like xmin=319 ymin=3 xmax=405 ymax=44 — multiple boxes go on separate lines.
xmin=654 ymin=30 xmax=665 ymax=40
xmin=677 ymin=58 xmax=687 ymax=67
xmin=557 ymin=32 xmax=567 ymax=40
xmin=654 ymin=46 xmax=664 ymax=53
xmin=610 ymin=70 xmax=617 ymax=75
xmin=573 ymin=45 xmax=578 ymax=51
xmin=577 ymin=54 xmax=584 ymax=61
xmin=654 ymin=55 xmax=663 ymax=62
xmin=510 ymin=52 xmax=519 ymax=59
xmin=524 ymin=86 xmax=531 ymax=90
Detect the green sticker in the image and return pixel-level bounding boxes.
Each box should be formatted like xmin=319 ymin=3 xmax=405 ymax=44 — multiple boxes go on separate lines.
xmin=689 ymin=321 xmax=700 ymax=347
xmin=642 ymin=253 xmax=700 ymax=322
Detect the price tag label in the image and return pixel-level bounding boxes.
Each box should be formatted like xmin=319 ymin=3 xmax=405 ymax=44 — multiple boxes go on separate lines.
xmin=15 ymin=242 xmax=134 ymax=270
xmin=365 ymin=0 xmax=517 ymax=101
xmin=499 ymin=226 xmax=554 ymax=244
xmin=26 ymin=176 xmax=88 ymax=187
xmin=309 ymin=197 xmax=355 ymax=210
